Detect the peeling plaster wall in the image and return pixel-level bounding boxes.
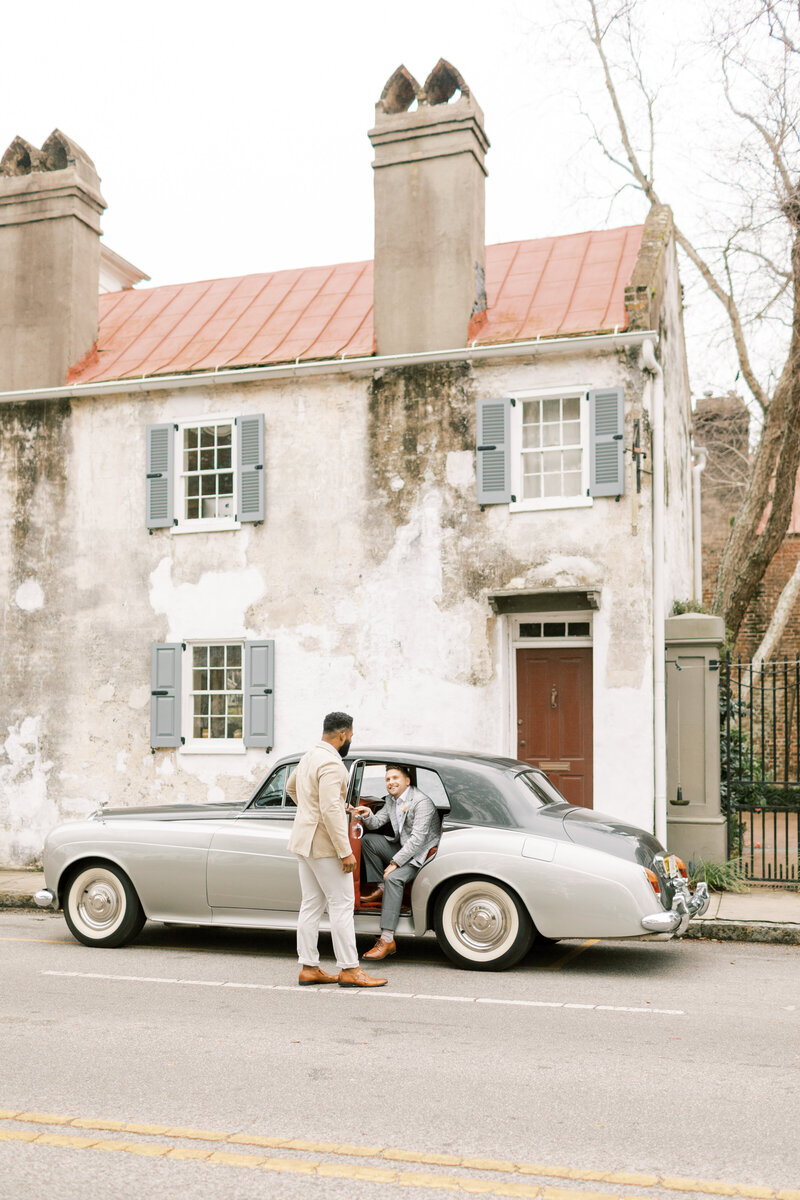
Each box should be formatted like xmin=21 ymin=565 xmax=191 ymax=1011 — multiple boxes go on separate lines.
xmin=1 ymin=337 xmax=693 ymax=864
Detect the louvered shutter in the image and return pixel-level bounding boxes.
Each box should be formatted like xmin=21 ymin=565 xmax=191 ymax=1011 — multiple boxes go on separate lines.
xmin=476 ymin=397 xmax=512 ymax=505
xmin=244 ymin=640 xmax=274 ymax=748
xmin=150 ymin=643 xmax=182 ymax=748
xmin=589 ymin=387 xmax=625 ymax=497
xmin=146 ymin=424 xmax=174 ymax=528
xmin=237 ymin=414 xmax=265 ymax=523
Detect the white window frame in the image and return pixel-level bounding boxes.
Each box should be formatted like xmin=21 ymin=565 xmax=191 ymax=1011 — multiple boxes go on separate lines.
xmin=509 ymin=385 xmax=593 ymax=513
xmin=180 ymin=638 xmax=247 ymax=755
xmin=172 ymin=415 xmax=241 ymax=534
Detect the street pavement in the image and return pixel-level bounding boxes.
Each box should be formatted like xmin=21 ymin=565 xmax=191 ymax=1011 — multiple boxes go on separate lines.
xmin=1 ymin=908 xmax=799 ymax=1200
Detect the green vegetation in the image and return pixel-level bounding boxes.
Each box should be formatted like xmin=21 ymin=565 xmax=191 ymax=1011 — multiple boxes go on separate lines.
xmin=689 ymin=858 xmax=748 ymax=893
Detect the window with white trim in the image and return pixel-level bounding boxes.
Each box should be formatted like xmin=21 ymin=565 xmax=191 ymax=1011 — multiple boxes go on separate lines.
xmin=146 ymin=414 xmax=265 ymax=533
xmin=150 ymin=639 xmax=274 ymax=753
xmin=510 ymin=389 xmax=591 ymax=512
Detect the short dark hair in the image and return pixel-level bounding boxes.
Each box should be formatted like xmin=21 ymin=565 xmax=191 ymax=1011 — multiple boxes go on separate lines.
xmin=385 ymin=763 xmax=411 ymax=780
xmin=322 ymin=711 xmax=353 ymax=735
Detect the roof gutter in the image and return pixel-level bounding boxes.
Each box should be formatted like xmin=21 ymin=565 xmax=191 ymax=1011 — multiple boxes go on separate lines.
xmin=0 ymin=329 xmax=658 ymax=405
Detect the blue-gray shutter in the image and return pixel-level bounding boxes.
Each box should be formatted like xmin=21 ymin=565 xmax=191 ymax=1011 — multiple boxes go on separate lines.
xmin=150 ymin=643 xmax=182 ymax=748
xmin=237 ymin=414 xmax=265 ymax=523
xmin=589 ymin=387 xmax=625 ymax=497
xmin=476 ymin=397 xmax=513 ymax=504
xmin=244 ymin=640 xmax=274 ymax=748
xmin=146 ymin=424 xmax=174 ymax=528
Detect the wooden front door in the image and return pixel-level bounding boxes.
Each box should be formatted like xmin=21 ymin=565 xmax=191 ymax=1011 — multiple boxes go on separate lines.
xmin=516 ymin=646 xmax=593 ymax=808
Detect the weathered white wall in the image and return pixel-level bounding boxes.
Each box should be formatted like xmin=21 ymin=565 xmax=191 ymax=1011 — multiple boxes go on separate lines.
xmin=0 ymin=332 xmax=693 ymax=864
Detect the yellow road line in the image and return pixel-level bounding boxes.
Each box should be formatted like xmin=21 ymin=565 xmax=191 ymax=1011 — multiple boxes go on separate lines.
xmin=543 ymin=939 xmax=600 ymax=970
xmin=0 ymin=1109 xmax=796 ymax=1198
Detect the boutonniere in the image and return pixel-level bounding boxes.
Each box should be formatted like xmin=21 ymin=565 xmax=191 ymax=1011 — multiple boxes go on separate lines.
xmin=401 ymin=804 xmax=410 ymax=814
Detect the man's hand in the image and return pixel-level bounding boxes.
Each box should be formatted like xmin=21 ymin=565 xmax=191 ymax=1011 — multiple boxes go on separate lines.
xmin=340 ymin=854 xmax=357 ymax=874
xmin=383 ymin=862 xmax=397 ymax=880
xmin=351 ymin=805 xmax=371 ymax=817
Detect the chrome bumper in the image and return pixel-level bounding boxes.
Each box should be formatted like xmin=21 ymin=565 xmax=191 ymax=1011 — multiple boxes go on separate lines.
xmin=33 ymin=888 xmax=57 ymax=909
xmin=641 ymin=880 xmax=710 ymax=935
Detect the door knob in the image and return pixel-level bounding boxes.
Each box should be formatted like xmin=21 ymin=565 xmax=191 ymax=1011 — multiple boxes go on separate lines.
xmin=519 ymin=740 xmax=526 ymax=746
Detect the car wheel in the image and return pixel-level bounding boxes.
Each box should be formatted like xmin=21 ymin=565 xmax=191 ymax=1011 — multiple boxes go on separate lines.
xmin=64 ymin=863 xmax=146 ymax=948
xmin=434 ymin=877 xmax=534 ymax=971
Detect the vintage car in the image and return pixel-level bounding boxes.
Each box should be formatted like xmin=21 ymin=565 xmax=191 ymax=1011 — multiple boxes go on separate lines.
xmin=35 ymin=748 xmax=709 ymax=971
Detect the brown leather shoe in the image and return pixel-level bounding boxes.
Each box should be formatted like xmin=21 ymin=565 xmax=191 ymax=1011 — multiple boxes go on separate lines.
xmin=360 ymin=887 xmax=384 ymax=904
xmin=363 ymin=938 xmax=396 ymax=960
xmin=337 ymin=967 xmax=388 ymax=988
xmin=298 ymin=965 xmax=339 ymax=986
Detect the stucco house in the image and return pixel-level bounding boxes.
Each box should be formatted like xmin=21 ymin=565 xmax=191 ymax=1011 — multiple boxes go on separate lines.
xmin=0 ymin=61 xmax=695 ymax=867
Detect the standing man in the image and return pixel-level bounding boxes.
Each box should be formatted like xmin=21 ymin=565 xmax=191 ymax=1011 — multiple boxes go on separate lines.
xmin=355 ymin=764 xmax=441 ymax=961
xmin=286 ymin=712 xmax=387 ymax=988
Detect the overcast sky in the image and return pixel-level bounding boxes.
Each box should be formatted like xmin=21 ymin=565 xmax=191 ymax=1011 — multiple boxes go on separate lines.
xmin=0 ymin=0 xmax=773 ymax=400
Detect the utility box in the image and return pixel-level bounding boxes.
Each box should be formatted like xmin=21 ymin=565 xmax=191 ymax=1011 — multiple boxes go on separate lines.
xmin=665 ymin=613 xmax=726 ymax=866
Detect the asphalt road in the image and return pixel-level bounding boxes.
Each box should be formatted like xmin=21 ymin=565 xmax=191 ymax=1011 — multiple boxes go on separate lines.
xmin=1 ymin=910 xmax=799 ymax=1200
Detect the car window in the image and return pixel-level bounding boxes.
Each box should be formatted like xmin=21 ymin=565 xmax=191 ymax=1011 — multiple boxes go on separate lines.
xmin=249 ymin=763 xmax=298 ymax=810
xmin=351 ymin=762 xmax=450 ymax=811
xmin=416 ymin=767 xmax=450 ymax=811
xmin=517 ymin=771 xmax=563 ymax=806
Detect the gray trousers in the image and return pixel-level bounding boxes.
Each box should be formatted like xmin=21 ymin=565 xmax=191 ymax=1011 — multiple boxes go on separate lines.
xmin=361 ymin=832 xmax=419 ymax=933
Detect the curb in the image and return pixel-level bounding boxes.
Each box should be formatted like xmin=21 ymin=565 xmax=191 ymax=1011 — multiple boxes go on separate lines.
xmin=683 ymin=919 xmax=800 ymax=945
xmin=0 ymin=893 xmax=41 ymax=910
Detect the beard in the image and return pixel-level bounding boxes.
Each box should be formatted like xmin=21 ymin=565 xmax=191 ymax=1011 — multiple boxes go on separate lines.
xmin=338 ymin=738 xmax=351 ymax=758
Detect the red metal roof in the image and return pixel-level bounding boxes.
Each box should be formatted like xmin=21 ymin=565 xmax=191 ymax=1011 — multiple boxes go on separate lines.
xmin=67 ymin=225 xmax=644 ymax=385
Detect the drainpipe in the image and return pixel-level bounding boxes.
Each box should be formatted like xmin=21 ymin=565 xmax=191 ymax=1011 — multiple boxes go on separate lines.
xmin=642 ymin=338 xmax=667 ymax=847
xmin=692 ymin=446 xmax=708 ymax=604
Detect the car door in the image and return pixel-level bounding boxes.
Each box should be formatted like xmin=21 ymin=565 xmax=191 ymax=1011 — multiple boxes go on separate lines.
xmin=206 ymin=763 xmax=302 ymax=912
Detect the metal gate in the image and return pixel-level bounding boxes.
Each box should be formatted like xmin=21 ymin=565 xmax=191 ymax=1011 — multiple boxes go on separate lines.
xmin=722 ymin=654 xmax=800 ymax=883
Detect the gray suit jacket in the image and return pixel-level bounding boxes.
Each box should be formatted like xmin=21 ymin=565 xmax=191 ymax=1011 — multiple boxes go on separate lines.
xmin=360 ymin=785 xmax=441 ymax=869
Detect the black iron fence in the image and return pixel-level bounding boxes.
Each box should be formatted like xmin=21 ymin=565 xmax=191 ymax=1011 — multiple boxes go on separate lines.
xmin=722 ymin=654 xmax=800 ymax=883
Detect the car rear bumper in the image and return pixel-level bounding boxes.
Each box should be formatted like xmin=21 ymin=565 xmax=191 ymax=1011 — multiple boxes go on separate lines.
xmin=641 ymin=880 xmax=710 ymax=935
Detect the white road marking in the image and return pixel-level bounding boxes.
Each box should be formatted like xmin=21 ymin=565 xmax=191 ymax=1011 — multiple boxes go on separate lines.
xmin=40 ymin=971 xmax=685 ymax=1015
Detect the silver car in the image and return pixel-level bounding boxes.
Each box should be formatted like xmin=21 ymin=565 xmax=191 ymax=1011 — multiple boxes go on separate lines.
xmin=36 ymin=749 xmax=709 ymax=971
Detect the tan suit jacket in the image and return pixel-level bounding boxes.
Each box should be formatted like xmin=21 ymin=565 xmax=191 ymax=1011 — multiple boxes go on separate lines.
xmin=286 ymin=741 xmax=351 ymax=859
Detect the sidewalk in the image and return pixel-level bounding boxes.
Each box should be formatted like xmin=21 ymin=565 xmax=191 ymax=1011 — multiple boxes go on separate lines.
xmin=2 ymin=867 xmax=799 ymax=943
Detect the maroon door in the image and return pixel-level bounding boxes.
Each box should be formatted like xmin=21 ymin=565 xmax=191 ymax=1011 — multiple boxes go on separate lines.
xmin=516 ymin=646 xmax=593 ymax=808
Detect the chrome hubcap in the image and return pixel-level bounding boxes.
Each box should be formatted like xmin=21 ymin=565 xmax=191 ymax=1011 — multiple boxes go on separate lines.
xmin=78 ymin=879 xmax=121 ymax=930
xmin=453 ymin=893 xmax=510 ymax=951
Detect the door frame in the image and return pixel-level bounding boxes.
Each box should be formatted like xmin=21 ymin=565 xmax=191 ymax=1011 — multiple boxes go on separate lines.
xmin=505 ymin=611 xmax=594 ymax=761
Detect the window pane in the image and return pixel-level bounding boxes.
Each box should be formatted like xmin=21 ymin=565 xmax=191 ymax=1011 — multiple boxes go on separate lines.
xmin=542 ymin=423 xmax=561 ymax=447
xmin=219 ymin=473 xmax=233 ymax=496
xmin=522 ymin=423 xmax=540 ymax=449
xmin=562 ymin=421 xmax=580 ymax=445
xmin=544 ymin=474 xmax=562 ymax=497
xmin=184 ymin=427 xmax=198 ymax=449
xmin=194 ymin=717 xmax=207 ymax=738
xmin=218 ymin=448 xmax=232 ymax=470
xmin=563 ymin=449 xmax=581 ymax=471
xmin=200 ymin=426 xmax=215 ymax=447
xmin=200 ymin=448 xmax=215 ymax=472
xmin=210 ymin=646 xmax=224 ymax=668
xmin=522 ymin=399 xmax=539 ymax=423
xmin=542 ymin=398 xmax=559 ymax=423
xmin=211 ymin=694 xmax=225 ymax=715
xmin=543 ymin=450 xmax=561 ymax=472
xmin=226 ymin=669 xmax=242 ymax=691
xmin=563 ymin=396 xmax=580 ymax=420
xmin=217 ymin=425 xmax=232 ymax=445
xmin=569 ymin=622 xmax=590 ymax=636
xmin=187 ymin=499 xmax=199 ymax=519
xmin=523 ymin=474 xmax=541 ymax=499
xmin=228 ymin=693 xmax=243 ymax=716
xmin=185 ymin=450 xmax=198 ymax=473
xmin=210 ymin=717 xmax=225 ymax=738
xmin=193 ymin=646 xmax=207 ymax=666
xmin=227 ymin=645 xmax=242 ymax=667
xmin=201 ymin=474 xmax=217 ymax=496
xmin=210 ymin=668 xmax=224 ymax=691
xmin=187 ymin=475 xmax=200 ymax=497
xmin=519 ymin=622 xmax=541 ymax=638
xmin=228 ymin=718 xmax=243 ymax=740
xmin=193 ymin=669 xmax=207 ymax=692
xmin=563 ymin=471 xmax=582 ymax=495
xmin=543 ymin=622 xmax=566 ymax=637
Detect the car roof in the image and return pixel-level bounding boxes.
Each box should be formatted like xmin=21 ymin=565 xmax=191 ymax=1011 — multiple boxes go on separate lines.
xmin=279 ymin=747 xmax=528 ymax=774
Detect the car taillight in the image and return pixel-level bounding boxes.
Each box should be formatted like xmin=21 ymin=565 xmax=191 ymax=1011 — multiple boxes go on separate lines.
xmin=645 ymin=868 xmax=660 ymax=896
xmin=674 ymin=856 xmax=689 ymax=879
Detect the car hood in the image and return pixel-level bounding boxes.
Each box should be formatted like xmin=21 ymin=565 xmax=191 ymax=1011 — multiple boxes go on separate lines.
xmin=96 ymin=803 xmax=242 ymax=821
xmin=561 ymin=807 xmax=663 ymax=867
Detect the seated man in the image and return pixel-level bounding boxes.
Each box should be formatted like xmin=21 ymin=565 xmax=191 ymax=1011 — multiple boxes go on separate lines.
xmin=353 ymin=764 xmax=441 ymax=961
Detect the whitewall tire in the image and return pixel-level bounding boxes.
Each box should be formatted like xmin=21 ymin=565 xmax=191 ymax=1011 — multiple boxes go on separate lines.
xmin=434 ymin=877 xmax=534 ymax=971
xmin=64 ymin=863 xmax=146 ymax=948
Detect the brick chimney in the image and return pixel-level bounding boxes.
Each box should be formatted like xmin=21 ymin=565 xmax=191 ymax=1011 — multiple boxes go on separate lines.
xmin=0 ymin=129 xmax=106 ymax=390
xmin=368 ymin=60 xmax=489 ymax=355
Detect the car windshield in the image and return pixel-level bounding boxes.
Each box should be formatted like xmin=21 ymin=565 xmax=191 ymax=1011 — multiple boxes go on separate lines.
xmin=516 ymin=770 xmax=564 ymax=806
